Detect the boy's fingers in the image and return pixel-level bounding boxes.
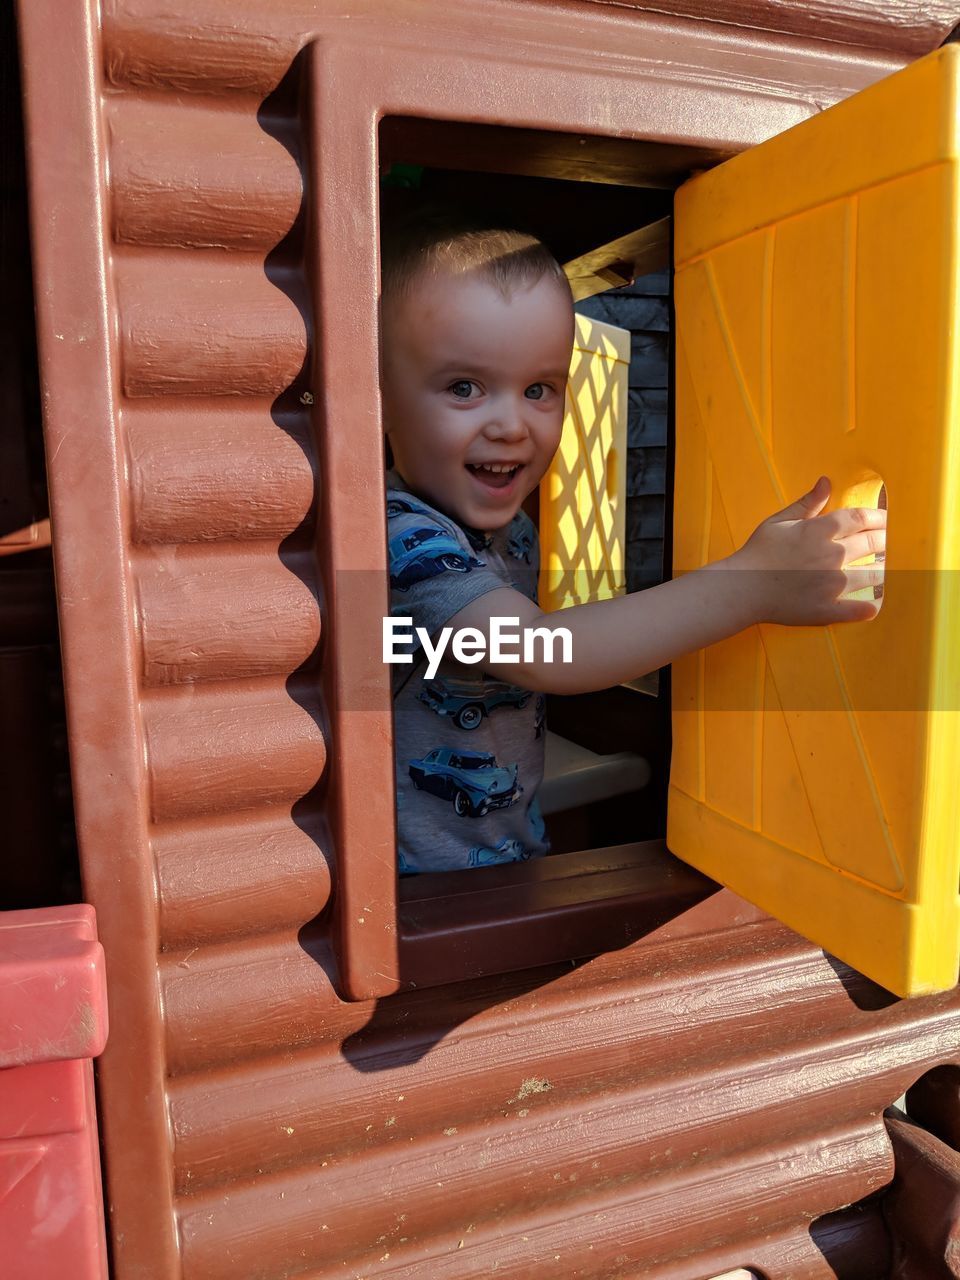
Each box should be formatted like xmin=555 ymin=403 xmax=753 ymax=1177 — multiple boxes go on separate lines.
xmin=771 ymin=476 xmax=831 ymax=523
xmin=839 ymin=527 xmax=886 ymax=564
xmin=843 ymin=563 xmax=885 ymax=593
xmin=831 ymin=595 xmax=882 ymax=623
xmin=825 ymin=505 xmax=887 ymax=538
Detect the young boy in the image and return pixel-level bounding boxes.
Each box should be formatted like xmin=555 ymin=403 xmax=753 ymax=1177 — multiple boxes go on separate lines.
xmin=380 ymin=216 xmax=886 ymax=875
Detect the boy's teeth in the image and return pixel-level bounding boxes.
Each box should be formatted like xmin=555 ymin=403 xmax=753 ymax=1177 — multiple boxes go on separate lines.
xmin=474 ymin=463 xmax=517 ymax=474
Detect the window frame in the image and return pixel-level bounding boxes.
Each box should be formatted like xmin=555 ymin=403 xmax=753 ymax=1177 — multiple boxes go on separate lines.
xmin=303 ymin=30 xmax=868 ymax=1001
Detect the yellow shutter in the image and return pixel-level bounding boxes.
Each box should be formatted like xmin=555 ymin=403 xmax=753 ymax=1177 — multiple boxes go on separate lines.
xmin=670 ymin=45 xmax=960 ymax=997
xmin=539 ymin=313 xmax=628 ymax=611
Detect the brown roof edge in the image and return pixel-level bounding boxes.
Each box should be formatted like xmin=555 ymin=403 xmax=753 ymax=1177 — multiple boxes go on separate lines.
xmin=576 ymin=0 xmax=960 ymax=56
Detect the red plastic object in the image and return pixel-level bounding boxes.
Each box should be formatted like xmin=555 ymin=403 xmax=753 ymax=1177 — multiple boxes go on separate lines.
xmin=0 ymin=904 xmax=109 ymax=1280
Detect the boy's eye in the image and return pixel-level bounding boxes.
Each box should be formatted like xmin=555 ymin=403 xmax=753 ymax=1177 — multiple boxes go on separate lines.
xmin=525 ymin=383 xmax=548 ymax=401
xmin=449 ymin=380 xmax=478 ymax=399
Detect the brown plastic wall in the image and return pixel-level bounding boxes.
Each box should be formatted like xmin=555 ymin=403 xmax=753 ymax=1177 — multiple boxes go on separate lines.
xmin=14 ymin=1 xmax=960 ymax=1277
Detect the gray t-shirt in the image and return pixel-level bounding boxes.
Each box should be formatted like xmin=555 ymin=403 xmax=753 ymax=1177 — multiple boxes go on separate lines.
xmin=386 ymin=471 xmax=549 ymax=874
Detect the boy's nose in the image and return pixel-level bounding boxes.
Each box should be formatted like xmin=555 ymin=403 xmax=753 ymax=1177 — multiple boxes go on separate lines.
xmin=484 ymin=408 xmax=530 ymax=442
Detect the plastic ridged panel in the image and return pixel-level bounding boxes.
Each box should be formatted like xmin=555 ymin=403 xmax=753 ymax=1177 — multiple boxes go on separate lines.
xmin=0 ymin=905 xmax=108 ymax=1280
xmin=671 ymin=46 xmax=960 ymax=996
xmin=539 ymin=313 xmax=628 ymax=611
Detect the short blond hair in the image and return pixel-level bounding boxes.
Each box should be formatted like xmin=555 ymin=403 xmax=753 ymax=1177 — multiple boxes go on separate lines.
xmin=380 ymin=208 xmax=572 ymax=303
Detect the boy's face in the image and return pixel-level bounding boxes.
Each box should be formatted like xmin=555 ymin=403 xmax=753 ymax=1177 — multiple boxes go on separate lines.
xmin=381 ymin=266 xmax=575 ymax=532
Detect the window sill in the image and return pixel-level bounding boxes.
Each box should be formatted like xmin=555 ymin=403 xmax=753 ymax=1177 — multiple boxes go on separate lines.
xmin=396 ymin=840 xmax=727 ymax=990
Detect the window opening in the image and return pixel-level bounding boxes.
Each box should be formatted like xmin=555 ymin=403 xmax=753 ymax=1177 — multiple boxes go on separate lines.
xmin=841 ymin=476 xmax=885 ymax=603
xmin=377 ymin=117 xmax=717 ymax=990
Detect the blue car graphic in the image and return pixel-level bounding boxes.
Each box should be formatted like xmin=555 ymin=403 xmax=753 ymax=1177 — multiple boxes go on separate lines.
xmin=508 ymin=526 xmax=534 ymax=564
xmin=387 ymin=496 xmax=430 ymax=518
xmin=389 ymin=526 xmax=485 ymax=591
xmin=418 ymin=676 xmax=531 ymax=731
xmin=408 ymin=746 xmax=521 ymax=818
xmin=527 ymin=797 xmax=547 ymax=845
xmin=468 ymin=837 xmax=531 ymax=868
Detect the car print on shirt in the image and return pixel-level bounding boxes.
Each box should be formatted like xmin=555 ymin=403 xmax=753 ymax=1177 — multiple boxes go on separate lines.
xmin=467 ymin=837 xmax=531 ymax=868
xmin=508 ymin=525 xmax=534 ymax=564
xmin=389 ymin=525 xmax=485 ymax=591
xmin=418 ymin=676 xmax=531 ymax=730
xmin=387 ymin=495 xmax=432 ymax=519
xmin=527 ymin=796 xmax=547 ymax=845
xmin=408 ymin=746 xmax=521 ymax=818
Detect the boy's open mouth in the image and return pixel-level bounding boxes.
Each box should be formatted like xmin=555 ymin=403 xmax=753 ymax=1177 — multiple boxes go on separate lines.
xmin=466 ymin=462 xmax=522 ymax=492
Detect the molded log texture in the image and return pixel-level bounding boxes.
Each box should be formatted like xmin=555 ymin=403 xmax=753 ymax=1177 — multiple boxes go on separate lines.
xmin=884 ymin=1111 xmax=960 ymax=1278
xmin=15 ymin=1 xmax=960 ymax=1278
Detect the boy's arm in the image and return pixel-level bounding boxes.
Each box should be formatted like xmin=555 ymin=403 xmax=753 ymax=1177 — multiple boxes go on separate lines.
xmin=446 ymin=477 xmax=887 ymax=695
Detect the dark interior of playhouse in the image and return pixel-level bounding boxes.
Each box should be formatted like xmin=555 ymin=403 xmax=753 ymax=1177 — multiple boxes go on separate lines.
xmin=377 ymin=115 xmax=704 ymax=874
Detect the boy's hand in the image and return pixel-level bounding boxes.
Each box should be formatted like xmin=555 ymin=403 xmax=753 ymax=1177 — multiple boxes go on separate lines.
xmin=729 ymin=476 xmax=887 ymax=626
